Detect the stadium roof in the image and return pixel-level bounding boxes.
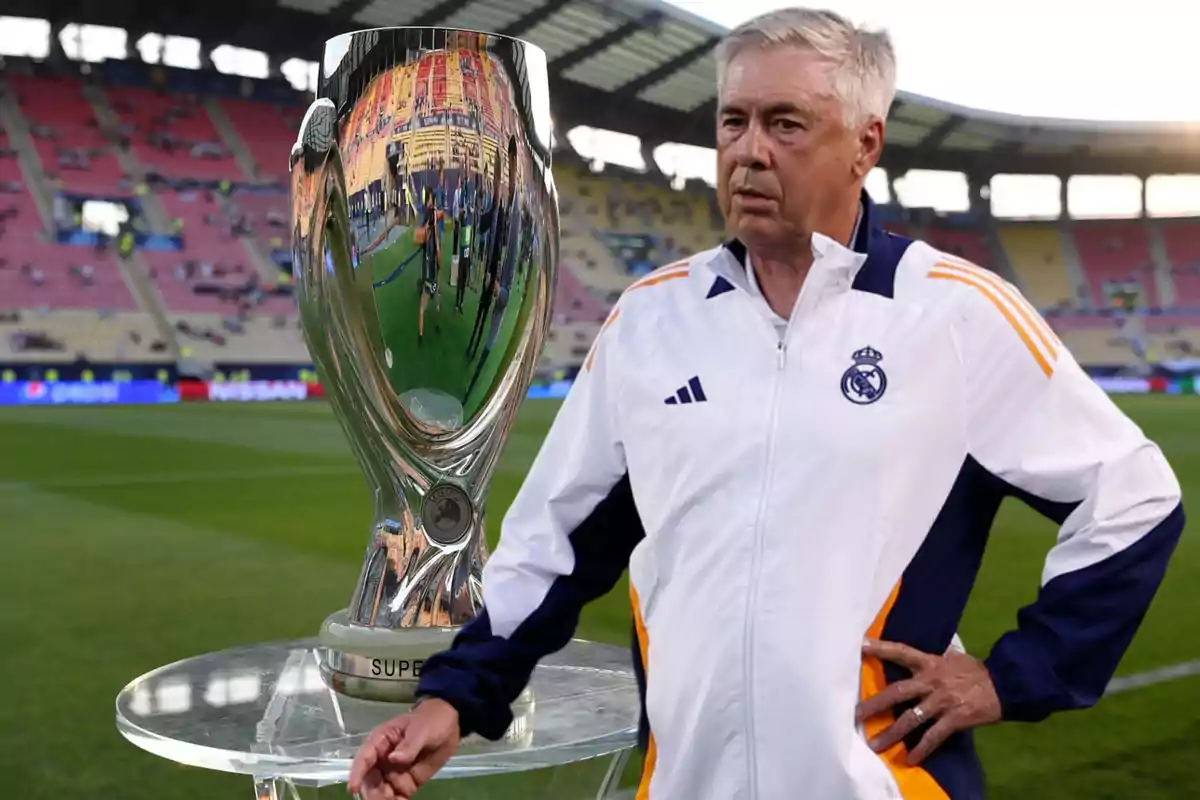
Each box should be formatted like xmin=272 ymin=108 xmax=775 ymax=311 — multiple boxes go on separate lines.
xmin=20 ymin=0 xmax=1200 ymax=175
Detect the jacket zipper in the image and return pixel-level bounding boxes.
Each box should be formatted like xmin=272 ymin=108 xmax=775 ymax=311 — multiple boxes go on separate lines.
xmin=741 ymin=261 xmax=826 ymax=798
xmin=743 ymin=325 xmax=791 ymax=800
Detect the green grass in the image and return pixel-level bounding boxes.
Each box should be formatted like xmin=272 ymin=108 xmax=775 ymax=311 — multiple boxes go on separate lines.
xmin=0 ymin=396 xmax=1195 ymax=798
xmin=361 ymin=224 xmax=532 ymax=420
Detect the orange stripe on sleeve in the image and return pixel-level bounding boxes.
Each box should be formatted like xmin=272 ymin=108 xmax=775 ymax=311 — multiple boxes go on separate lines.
xmin=585 ymin=269 xmax=689 ymax=372
xmin=651 ymin=258 xmax=690 ymax=275
xmin=861 ymin=582 xmax=951 ymax=800
xmin=928 ymin=269 xmax=1055 ymax=378
xmin=627 ymin=267 xmax=690 ymax=293
xmin=933 ymin=260 xmax=1060 ymax=356
xmin=631 ymin=583 xmax=656 ymax=800
xmin=582 ymin=308 xmax=620 ymax=372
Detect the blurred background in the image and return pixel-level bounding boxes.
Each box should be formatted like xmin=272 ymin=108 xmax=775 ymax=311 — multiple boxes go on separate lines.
xmin=0 ymin=1 xmax=1196 ymax=799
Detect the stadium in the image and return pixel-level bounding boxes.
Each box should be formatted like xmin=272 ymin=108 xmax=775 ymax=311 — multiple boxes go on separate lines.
xmin=0 ymin=1 xmax=1196 ymax=799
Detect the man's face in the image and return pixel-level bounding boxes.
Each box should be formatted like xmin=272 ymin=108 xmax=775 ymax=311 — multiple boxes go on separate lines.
xmin=716 ymin=46 xmax=881 ymax=249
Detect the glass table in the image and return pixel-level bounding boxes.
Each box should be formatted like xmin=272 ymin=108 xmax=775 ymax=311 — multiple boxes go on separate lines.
xmin=115 ymin=638 xmax=641 ymax=799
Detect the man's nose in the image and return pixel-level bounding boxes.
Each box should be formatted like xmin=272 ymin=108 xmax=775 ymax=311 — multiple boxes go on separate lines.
xmin=735 ymin=120 xmax=771 ymax=169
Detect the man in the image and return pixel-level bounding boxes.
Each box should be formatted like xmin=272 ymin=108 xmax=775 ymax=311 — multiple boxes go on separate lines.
xmin=349 ymin=8 xmax=1184 ymax=800
xmin=466 ymin=139 xmax=517 ymax=361
xmin=416 ymin=186 xmax=441 ymax=346
xmin=464 ymin=176 xmax=523 ymax=401
xmin=454 ymin=198 xmax=471 ymax=313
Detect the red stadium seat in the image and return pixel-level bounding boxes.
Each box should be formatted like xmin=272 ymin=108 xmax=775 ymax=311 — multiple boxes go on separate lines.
xmin=6 ymin=74 xmax=128 ymax=194
xmin=925 ymin=226 xmax=994 ymax=270
xmin=141 ymin=190 xmax=287 ymax=315
xmin=1160 ymin=221 xmax=1200 ymax=308
xmin=219 ymin=99 xmax=304 ymax=183
xmin=0 ymin=126 xmax=134 ymax=312
xmin=103 ymin=86 xmax=242 ymax=181
xmin=1072 ymin=223 xmax=1157 ymax=307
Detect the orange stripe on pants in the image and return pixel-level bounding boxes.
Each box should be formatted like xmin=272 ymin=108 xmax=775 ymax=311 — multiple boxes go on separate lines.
xmin=861 ymin=581 xmax=950 ymax=799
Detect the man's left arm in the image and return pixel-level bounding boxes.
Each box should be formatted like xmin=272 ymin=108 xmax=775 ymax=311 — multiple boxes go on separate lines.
xmin=961 ymin=287 xmax=1185 ymax=723
xmin=860 ymin=282 xmax=1184 ymax=762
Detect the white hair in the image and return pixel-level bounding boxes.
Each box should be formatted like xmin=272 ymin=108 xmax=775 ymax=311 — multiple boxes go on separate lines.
xmin=715 ymin=7 xmax=897 ymax=128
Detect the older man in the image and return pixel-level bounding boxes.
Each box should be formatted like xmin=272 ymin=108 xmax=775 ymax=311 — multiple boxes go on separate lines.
xmin=349 ymin=7 xmax=1184 ymax=800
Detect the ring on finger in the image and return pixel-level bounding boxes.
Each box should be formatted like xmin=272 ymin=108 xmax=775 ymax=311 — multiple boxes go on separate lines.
xmin=912 ymin=705 xmax=926 ymax=724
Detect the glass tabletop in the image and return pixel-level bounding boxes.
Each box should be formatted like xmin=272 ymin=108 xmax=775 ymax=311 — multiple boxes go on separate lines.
xmin=115 ymin=638 xmax=640 ymax=784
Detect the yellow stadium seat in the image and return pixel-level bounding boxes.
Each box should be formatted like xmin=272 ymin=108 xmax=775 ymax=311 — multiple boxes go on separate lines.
xmin=998 ymin=225 xmax=1079 ymax=309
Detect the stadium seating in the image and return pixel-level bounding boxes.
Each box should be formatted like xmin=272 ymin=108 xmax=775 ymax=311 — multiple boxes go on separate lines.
xmin=0 ymin=245 xmax=134 ymax=311
xmin=555 ymin=162 xmax=723 ymax=306
xmin=171 ymin=313 xmax=308 ymax=363
xmin=142 ymin=189 xmax=293 ymax=317
xmin=557 ymin=228 xmax=629 ymax=302
xmin=6 ymin=74 xmax=127 ymax=194
xmin=224 ymin=190 xmax=291 ymax=266
xmin=11 ymin=64 xmax=1200 ymax=376
xmin=141 ymin=190 xmax=254 ymax=312
xmin=1148 ymin=325 xmax=1200 ymax=360
xmin=925 ymin=225 xmax=994 ymax=270
xmin=0 ymin=127 xmax=44 ymax=247
xmin=104 ymin=86 xmax=241 ymax=181
xmin=1159 ymin=220 xmax=1200 ymax=308
xmin=998 ymin=225 xmax=1079 ymax=310
xmin=1056 ymin=326 xmax=1138 ymax=366
xmin=1072 ymin=223 xmax=1158 ymax=307
xmin=552 ymin=264 xmax=609 ymax=324
xmin=539 ymin=321 xmax=603 ymax=374
xmin=0 ymin=129 xmax=137 ymax=313
xmin=0 ymin=309 xmax=167 ymax=362
xmin=219 ymin=99 xmax=302 ymax=183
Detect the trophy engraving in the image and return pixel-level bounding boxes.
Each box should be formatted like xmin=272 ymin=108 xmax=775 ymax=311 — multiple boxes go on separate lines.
xmin=289 ymin=27 xmax=557 ymax=703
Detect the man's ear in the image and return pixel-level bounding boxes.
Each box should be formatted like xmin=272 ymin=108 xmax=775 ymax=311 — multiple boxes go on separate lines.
xmin=854 ymin=117 xmax=885 ymax=178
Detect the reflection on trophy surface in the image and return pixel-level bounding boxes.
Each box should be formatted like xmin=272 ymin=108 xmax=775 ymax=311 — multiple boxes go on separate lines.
xmin=289 ymin=28 xmax=557 ymax=706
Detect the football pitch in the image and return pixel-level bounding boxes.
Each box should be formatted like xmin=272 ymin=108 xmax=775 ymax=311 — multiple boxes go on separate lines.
xmin=0 ymin=396 xmax=1195 ymax=799
xmin=361 ymin=224 xmax=531 ymax=421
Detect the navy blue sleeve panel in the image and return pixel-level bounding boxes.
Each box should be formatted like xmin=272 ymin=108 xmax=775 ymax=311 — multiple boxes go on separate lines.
xmin=984 ymin=501 xmax=1186 ymax=723
xmin=415 ymin=473 xmax=646 ymax=740
xmin=881 ymin=458 xmax=1004 ymax=661
xmin=876 ymin=454 xmax=1183 ymax=794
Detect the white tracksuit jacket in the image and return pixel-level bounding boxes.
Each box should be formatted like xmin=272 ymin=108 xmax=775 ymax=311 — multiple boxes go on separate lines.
xmin=417 ymin=194 xmax=1185 ymax=799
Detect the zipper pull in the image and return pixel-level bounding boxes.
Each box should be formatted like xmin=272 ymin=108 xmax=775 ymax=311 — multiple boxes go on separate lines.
xmin=777 ymin=341 xmax=786 ymax=370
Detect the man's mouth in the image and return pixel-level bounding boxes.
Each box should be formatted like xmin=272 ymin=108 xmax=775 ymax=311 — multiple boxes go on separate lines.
xmin=734 ymin=188 xmax=772 ymax=200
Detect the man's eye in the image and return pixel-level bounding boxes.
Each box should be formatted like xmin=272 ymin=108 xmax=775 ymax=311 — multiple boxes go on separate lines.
xmin=775 ymin=119 xmax=803 ymax=131
xmin=721 ymin=116 xmax=745 ymax=128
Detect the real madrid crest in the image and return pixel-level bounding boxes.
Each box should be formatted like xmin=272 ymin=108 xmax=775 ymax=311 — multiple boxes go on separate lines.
xmin=420 ymin=483 xmax=474 ymax=545
xmin=840 ymin=346 xmax=887 ymax=405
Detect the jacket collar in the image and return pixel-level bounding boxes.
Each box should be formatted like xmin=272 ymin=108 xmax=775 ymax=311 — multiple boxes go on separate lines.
xmin=707 ymin=189 xmax=879 ymax=298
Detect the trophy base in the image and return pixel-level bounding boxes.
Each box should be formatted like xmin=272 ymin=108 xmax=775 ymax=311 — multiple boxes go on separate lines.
xmin=315 ymin=608 xmax=460 ymax=703
xmin=315 ymin=610 xmax=536 ymax=746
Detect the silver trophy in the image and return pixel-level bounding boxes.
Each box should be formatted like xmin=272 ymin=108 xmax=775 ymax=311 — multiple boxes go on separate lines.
xmin=289 ymin=27 xmax=558 ymax=704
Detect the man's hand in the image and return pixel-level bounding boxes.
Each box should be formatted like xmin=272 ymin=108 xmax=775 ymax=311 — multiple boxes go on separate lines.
xmin=856 ymin=638 xmax=1002 ymax=766
xmin=347 ymin=698 xmax=461 ymax=800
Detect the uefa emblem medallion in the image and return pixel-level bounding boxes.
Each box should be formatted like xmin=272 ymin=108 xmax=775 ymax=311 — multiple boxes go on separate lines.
xmin=420 ymin=483 xmax=473 ymax=545
xmin=840 ymin=346 xmax=887 ymax=405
